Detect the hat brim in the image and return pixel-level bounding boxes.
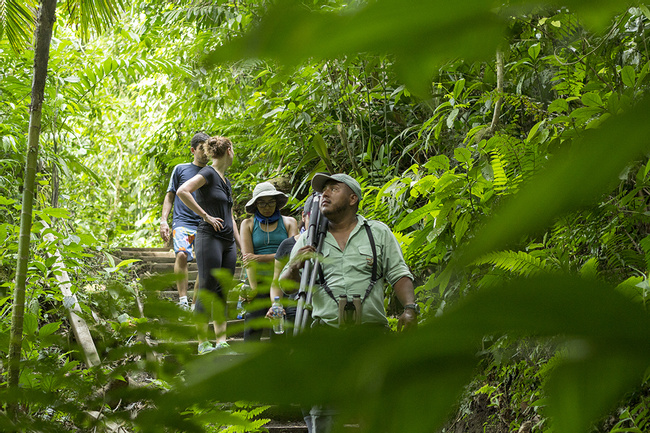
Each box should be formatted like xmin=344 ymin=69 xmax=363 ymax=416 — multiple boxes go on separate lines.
xmin=311 ymin=173 xmax=335 ymax=193
xmin=311 ymin=173 xmax=362 ymax=198
xmin=245 ymin=191 xmax=288 ymax=213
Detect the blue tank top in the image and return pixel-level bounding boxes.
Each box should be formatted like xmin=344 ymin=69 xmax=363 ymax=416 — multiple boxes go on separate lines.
xmin=252 ymin=217 xmax=288 ymax=254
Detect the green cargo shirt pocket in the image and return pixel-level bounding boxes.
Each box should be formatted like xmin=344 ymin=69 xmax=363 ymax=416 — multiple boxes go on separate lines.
xmin=356 ymin=245 xmax=382 ymax=275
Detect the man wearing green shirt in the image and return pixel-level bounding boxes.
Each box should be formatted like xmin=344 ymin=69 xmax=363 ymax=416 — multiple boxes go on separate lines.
xmin=281 ymin=173 xmax=418 ymax=433
xmin=282 ymin=172 xmax=418 ymax=330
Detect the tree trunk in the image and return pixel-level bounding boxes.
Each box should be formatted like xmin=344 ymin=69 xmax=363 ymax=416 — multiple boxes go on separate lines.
xmin=51 ymin=87 xmax=60 ymax=209
xmin=489 ymin=49 xmax=504 ymax=134
xmin=8 ymin=0 xmax=58 ymax=398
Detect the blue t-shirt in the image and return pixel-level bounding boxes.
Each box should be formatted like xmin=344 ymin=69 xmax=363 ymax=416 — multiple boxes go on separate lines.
xmin=167 ymin=163 xmax=203 ymax=230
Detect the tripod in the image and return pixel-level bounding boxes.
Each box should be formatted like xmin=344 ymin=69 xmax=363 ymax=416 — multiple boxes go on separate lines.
xmin=294 ymin=193 xmax=328 ymax=335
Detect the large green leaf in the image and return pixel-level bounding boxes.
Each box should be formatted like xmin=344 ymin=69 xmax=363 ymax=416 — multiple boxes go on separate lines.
xmin=312 ymin=133 xmax=335 ymax=174
xmin=395 ymin=201 xmax=437 ymax=231
xmin=457 ymin=95 xmax=650 ymax=266
xmin=205 ymin=0 xmax=630 ymax=94
xmin=137 ymin=275 xmax=650 ymax=433
xmin=205 ymin=0 xmax=505 ymax=95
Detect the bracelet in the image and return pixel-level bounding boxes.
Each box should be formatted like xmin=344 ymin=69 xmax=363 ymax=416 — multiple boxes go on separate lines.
xmin=403 ymin=303 xmax=420 ymax=314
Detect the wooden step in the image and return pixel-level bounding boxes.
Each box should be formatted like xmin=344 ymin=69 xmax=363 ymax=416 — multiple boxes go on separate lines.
xmin=136 ymin=257 xmax=186 ymax=264
xmin=149 ymin=263 xmax=199 ymax=272
xmin=264 ymin=422 xmax=308 ymax=433
xmin=263 ymin=420 xmax=360 ymax=432
xmin=119 ymin=247 xmax=170 ymax=252
xmin=157 ymin=294 xmax=240 ymax=318
xmin=143 ymin=263 xmax=237 ymax=276
xmin=145 ymin=315 xmax=246 ymax=339
xmin=264 ymin=423 xmax=359 ymax=432
xmin=157 ymin=335 xmax=269 ymax=346
xmin=116 ymin=248 xmax=241 ymax=279
xmin=119 ymin=251 xmax=176 ymax=259
xmin=143 ymin=270 xmax=199 ymax=280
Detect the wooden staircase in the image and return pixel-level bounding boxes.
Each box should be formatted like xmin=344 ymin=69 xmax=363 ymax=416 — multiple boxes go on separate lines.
xmin=117 ymin=247 xmax=199 ymax=282
xmin=115 ymin=247 xmax=308 ymax=432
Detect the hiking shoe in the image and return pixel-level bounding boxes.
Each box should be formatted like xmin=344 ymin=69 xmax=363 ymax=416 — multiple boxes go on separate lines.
xmin=214 ymin=341 xmax=236 ymax=354
xmin=197 ymin=341 xmax=215 ymax=355
xmin=178 ymin=301 xmax=190 ymax=311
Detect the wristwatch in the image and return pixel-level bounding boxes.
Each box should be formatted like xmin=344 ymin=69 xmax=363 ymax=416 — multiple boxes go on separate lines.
xmin=403 ymin=303 xmax=420 ymax=314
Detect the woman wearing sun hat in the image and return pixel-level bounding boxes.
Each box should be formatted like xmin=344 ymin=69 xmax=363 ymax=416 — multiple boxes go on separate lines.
xmin=240 ymin=181 xmax=298 ymax=342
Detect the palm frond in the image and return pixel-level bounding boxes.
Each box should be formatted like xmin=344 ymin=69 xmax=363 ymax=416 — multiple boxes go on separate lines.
xmin=59 ymin=0 xmax=125 ymax=42
xmin=1 ymin=0 xmax=36 ymax=54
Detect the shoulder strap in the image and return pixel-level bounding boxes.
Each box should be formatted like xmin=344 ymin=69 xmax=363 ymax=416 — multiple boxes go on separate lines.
xmin=277 ymin=214 xmax=288 ymax=233
xmin=318 ymin=265 xmax=338 ymax=303
xmin=361 ymin=221 xmax=379 ymax=303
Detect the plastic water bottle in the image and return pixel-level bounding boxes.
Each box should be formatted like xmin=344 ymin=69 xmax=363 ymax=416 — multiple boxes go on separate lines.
xmin=271 ymin=296 xmax=285 ymax=334
xmin=237 ymin=276 xmax=250 ymax=319
xmin=236 ymin=299 xmax=246 ymax=319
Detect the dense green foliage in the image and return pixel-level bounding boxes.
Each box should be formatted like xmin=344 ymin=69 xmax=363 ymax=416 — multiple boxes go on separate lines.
xmin=3 ymin=0 xmax=650 ymax=432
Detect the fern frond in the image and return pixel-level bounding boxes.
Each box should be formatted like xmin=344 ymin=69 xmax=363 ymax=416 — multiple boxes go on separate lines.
xmin=603 ymin=232 xmax=630 ymax=269
xmin=474 ymin=250 xmax=553 ymax=277
xmin=639 ymin=235 xmax=650 ymax=271
xmin=552 ymin=60 xmax=585 ymax=97
xmin=490 ymin=151 xmax=508 ymax=193
xmin=486 ymin=134 xmax=543 ymax=192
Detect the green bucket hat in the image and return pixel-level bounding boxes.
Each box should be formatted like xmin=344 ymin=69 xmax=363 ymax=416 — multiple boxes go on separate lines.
xmin=311 ymin=173 xmax=362 ymax=198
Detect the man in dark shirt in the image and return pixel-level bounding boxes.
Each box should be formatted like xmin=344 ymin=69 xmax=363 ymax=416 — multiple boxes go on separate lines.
xmin=160 ymin=132 xmax=209 ymax=309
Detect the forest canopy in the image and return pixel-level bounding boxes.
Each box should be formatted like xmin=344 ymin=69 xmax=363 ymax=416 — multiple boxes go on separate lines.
xmin=2 ymin=0 xmax=650 ymax=432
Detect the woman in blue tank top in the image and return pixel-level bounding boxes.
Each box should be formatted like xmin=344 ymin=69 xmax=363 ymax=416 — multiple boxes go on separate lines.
xmin=240 ymin=182 xmax=298 ymax=341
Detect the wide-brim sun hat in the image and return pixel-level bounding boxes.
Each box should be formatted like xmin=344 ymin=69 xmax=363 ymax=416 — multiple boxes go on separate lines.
xmin=311 ymin=173 xmax=362 ymax=199
xmin=245 ymin=182 xmax=288 ymax=213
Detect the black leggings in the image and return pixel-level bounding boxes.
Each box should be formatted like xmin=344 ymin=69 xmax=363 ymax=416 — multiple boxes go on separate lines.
xmin=194 ymin=232 xmax=237 ymax=319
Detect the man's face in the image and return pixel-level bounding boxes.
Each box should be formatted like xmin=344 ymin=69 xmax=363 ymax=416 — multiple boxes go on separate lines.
xmin=193 ymin=145 xmax=209 ymax=165
xmin=320 ymin=181 xmax=355 ymax=217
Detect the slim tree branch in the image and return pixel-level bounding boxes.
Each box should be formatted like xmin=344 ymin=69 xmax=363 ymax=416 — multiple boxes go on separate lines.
xmin=489 ymin=49 xmax=504 ymax=134
xmin=8 ymin=0 xmax=58 ymax=404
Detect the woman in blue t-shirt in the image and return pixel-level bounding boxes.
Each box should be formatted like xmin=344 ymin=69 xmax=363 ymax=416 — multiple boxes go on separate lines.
xmin=240 ymin=182 xmax=298 ymax=341
xmin=177 ymin=136 xmax=242 ymax=354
